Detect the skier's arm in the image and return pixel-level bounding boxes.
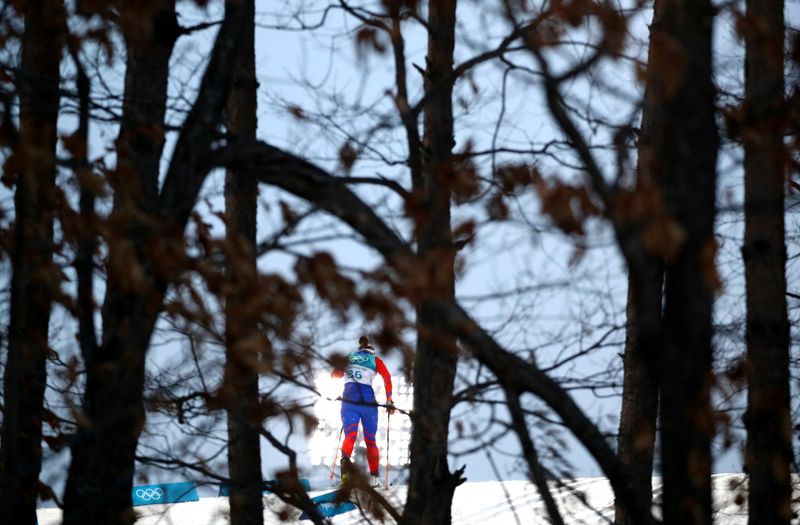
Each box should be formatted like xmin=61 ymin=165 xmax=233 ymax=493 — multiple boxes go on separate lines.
xmin=375 ymin=357 xmax=393 ymax=403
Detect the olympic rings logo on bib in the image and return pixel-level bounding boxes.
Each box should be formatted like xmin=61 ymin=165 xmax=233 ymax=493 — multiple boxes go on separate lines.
xmin=136 ymin=488 xmax=164 ymax=501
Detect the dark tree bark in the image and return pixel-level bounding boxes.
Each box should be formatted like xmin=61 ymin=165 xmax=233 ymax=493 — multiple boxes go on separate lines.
xmin=223 ymin=1 xmax=264 ymax=523
xmin=528 ymin=0 xmax=717 ymax=522
xmin=0 ymin=2 xmax=65 ymax=524
xmin=63 ymin=5 xmax=178 ymax=524
xmin=404 ymin=1 xmax=466 ymax=523
xmin=62 ymin=3 xmax=248 ymax=524
xmin=507 ymin=394 xmax=565 ymax=525
xmin=742 ymin=1 xmax=793 ymax=523
xmin=71 ymin=47 xmax=98 ymax=366
xmin=650 ymin=1 xmax=719 ymax=524
xmin=615 ymin=4 xmax=665 ymax=521
xmin=615 ymin=276 xmax=660 ymax=525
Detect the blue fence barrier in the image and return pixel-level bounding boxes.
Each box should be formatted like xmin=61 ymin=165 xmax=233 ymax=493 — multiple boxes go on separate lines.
xmin=218 ymin=478 xmax=311 ymax=497
xmin=132 ymin=481 xmax=199 ymax=506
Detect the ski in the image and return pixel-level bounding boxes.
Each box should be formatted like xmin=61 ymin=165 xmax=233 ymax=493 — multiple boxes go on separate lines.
xmin=299 ymin=489 xmax=358 ymax=520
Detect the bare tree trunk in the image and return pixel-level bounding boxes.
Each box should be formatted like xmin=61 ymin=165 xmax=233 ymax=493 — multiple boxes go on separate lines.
xmin=62 ymin=2 xmax=248 ymax=521
xmin=71 ymin=50 xmax=98 ymax=365
xmin=615 ymin=4 xmax=665 ymax=520
xmin=223 ymin=1 xmax=264 ymax=523
xmin=615 ymin=276 xmax=660 ymax=525
xmin=0 ymin=2 xmax=64 ymax=524
xmin=404 ymin=1 xmax=465 ymax=523
xmin=62 ymin=5 xmax=178 ymax=525
xmin=742 ymin=1 xmax=793 ymax=523
xmin=650 ymin=1 xmax=718 ymax=524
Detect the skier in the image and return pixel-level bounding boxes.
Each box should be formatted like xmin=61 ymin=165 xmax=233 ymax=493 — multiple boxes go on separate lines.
xmin=332 ymin=335 xmax=395 ymax=486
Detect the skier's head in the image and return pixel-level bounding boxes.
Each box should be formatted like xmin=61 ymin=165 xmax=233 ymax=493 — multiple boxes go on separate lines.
xmin=358 ymin=335 xmax=375 ymax=354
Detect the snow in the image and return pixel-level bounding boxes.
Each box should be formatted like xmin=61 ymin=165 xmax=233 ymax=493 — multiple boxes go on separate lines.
xmin=36 ymin=474 xmax=797 ymax=524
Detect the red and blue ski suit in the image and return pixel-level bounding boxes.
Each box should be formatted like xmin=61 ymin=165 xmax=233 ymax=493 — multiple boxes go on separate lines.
xmin=332 ymin=349 xmax=393 ymax=475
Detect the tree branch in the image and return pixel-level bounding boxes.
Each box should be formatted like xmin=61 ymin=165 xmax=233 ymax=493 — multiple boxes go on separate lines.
xmin=506 ymin=394 xmax=566 ymax=525
xmin=157 ymin=0 xmax=249 ymax=231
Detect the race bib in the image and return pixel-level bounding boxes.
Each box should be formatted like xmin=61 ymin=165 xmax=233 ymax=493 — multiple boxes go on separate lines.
xmin=344 ymin=352 xmax=377 ymax=385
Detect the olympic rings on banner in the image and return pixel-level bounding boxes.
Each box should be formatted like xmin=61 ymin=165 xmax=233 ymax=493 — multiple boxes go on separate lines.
xmin=135 ymin=488 xmax=164 ymax=501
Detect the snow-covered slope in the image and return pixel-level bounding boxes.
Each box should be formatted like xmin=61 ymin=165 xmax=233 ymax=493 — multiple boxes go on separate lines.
xmin=36 ymin=474 xmax=794 ymax=524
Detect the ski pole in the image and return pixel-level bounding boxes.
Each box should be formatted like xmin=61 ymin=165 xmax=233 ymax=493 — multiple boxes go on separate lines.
xmin=330 ymin=427 xmax=344 ymax=480
xmin=385 ymin=410 xmax=391 ymax=490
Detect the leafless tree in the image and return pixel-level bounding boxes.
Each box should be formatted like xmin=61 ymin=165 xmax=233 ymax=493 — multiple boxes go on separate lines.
xmin=741 ymin=1 xmax=793 ymax=523
xmin=0 ymin=2 xmax=65 ymax=524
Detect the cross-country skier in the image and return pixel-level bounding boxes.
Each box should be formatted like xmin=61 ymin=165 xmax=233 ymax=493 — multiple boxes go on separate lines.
xmin=331 ymin=335 xmax=395 ymax=486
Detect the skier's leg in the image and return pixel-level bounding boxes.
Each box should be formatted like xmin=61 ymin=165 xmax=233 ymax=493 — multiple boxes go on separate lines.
xmin=362 ymin=406 xmax=380 ymax=476
xmin=341 ymin=404 xmax=360 ymax=459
